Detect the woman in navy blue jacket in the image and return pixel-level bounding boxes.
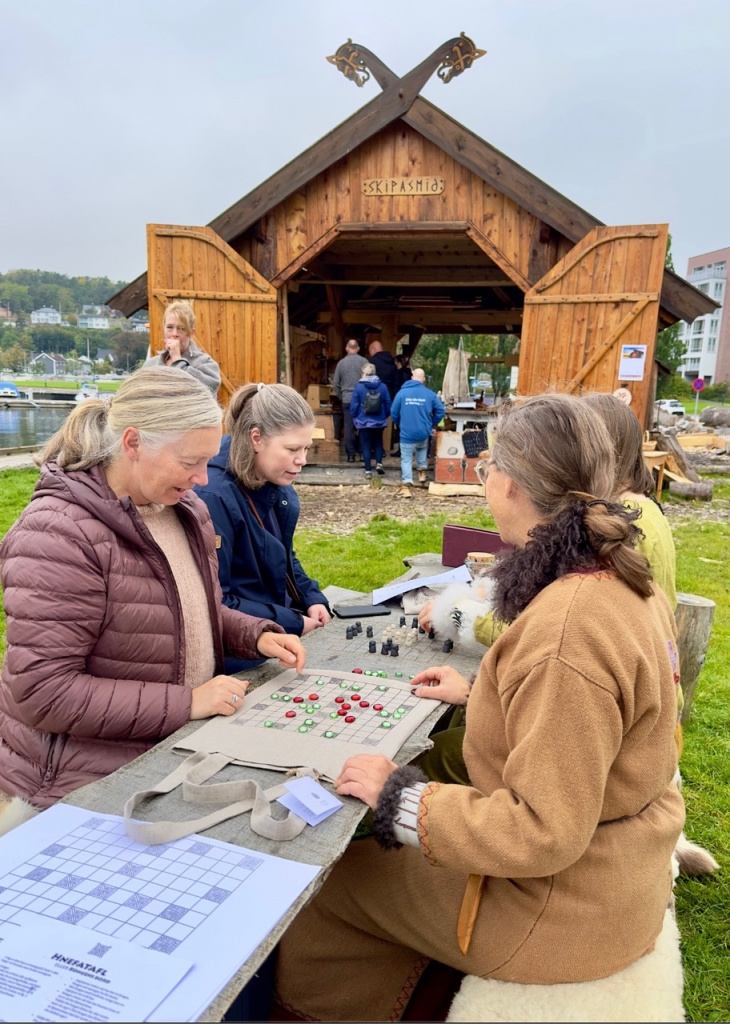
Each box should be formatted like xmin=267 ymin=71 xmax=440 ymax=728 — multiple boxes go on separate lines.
xmin=350 ymin=363 xmax=391 ymax=479
xmin=196 ymin=383 xmax=330 ymax=672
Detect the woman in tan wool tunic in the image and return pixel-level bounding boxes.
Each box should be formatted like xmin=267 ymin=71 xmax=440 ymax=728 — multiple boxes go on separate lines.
xmin=274 ymin=393 xmax=685 ymax=1022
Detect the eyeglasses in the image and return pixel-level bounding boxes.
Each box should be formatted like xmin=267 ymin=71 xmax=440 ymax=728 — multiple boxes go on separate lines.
xmin=475 ymin=457 xmax=491 ymax=485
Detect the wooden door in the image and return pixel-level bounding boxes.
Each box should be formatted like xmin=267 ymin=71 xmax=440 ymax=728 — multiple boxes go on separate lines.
xmin=147 ymin=224 xmax=278 ymax=401
xmin=518 ymin=224 xmax=668 ymax=425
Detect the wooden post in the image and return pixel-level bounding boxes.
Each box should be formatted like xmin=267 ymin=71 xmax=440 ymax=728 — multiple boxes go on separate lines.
xmin=675 ymin=593 xmax=716 ymax=724
xmin=280 ymin=284 xmax=293 ymax=387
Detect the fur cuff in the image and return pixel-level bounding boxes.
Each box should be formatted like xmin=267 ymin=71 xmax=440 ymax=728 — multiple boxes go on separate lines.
xmin=373 ymin=765 xmax=428 ymax=851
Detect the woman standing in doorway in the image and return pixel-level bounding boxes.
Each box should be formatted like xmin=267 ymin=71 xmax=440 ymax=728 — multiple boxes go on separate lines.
xmin=144 ymin=299 xmax=221 ymax=396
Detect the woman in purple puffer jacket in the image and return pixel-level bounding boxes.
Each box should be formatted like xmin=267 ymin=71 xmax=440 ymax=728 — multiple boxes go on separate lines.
xmin=0 ymin=368 xmax=305 ymax=821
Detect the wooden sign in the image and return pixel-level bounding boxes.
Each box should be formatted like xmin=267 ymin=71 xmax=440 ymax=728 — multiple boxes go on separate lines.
xmin=362 ymin=177 xmax=444 ymax=196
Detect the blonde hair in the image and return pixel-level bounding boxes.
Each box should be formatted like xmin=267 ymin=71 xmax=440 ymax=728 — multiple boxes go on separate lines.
xmin=163 ymin=299 xmax=196 ymax=337
xmin=226 ymin=383 xmax=314 ymax=489
xmin=37 ymin=367 xmax=222 ymax=471
xmin=491 ymin=393 xmax=653 ymax=598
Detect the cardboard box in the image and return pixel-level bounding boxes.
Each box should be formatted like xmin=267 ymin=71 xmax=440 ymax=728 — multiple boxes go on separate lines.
xmin=305 ymin=385 xmax=332 ymax=411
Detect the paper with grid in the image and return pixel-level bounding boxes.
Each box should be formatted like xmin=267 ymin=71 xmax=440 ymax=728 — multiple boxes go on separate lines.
xmin=0 ymin=804 xmax=320 ymax=1022
xmin=175 ymin=668 xmax=445 ymax=782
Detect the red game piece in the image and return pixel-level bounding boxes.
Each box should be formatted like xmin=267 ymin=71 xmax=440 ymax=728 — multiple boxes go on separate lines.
xmin=285 ymin=710 xmax=296 ymax=718
xmin=292 ymin=696 xmax=304 ymax=704
xmin=345 ymin=716 xmax=356 ymax=723
xmin=308 ymin=694 xmax=320 ymax=701
xmin=352 ymin=669 xmax=363 ymax=675
xmin=335 ymin=696 xmax=345 ymax=704
xmin=359 ymin=701 xmax=370 ymax=708
xmin=373 ymin=703 xmax=384 ymax=711
xmin=337 ymin=709 xmax=347 ymax=717
xmin=341 ymin=703 xmax=351 ymax=711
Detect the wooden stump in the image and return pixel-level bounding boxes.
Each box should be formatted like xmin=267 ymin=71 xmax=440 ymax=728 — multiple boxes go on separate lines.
xmin=668 ymin=480 xmax=714 ymax=501
xmin=675 ymin=593 xmax=716 ymax=724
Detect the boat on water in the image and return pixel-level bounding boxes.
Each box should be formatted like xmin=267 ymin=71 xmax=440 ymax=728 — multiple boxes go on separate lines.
xmin=75 ymin=385 xmax=100 ymax=403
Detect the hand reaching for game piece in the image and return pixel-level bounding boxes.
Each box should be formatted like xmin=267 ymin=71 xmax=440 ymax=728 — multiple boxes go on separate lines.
xmin=410 ymin=665 xmax=471 ymax=706
xmin=307 ymin=603 xmax=331 ymax=628
xmin=334 ymin=753 xmax=398 ymax=809
xmin=257 ymin=631 xmax=307 ymax=672
xmin=190 ymin=675 xmax=249 ymax=720
xmin=417 ymin=600 xmax=435 ymax=632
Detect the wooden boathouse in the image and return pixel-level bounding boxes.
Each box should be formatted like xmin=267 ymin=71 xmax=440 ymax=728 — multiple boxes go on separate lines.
xmin=109 ymin=34 xmax=716 ymax=430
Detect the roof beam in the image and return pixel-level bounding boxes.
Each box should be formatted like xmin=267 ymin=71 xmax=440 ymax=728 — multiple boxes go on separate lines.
xmin=318 ymin=309 xmax=522 ymax=327
xmin=300 ymin=268 xmax=513 ymax=286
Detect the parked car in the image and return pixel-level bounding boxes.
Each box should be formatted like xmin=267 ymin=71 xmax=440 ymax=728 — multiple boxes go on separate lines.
xmin=655 ymin=399 xmax=686 ymax=416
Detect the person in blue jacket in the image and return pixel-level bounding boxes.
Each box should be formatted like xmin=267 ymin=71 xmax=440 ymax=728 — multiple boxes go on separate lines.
xmin=349 ymin=363 xmax=391 ymax=479
xmin=196 ymin=382 xmax=330 ymax=673
xmin=390 ymin=368 xmax=445 ymax=497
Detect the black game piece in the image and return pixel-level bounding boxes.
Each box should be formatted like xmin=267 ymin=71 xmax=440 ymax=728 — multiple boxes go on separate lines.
xmin=366 ymin=626 xmax=373 ymax=638
xmin=355 ymin=621 xmax=362 ymax=633
xmin=419 ymin=626 xmax=426 ymax=635
xmin=369 ymin=641 xmax=376 ymax=653
xmin=399 ymin=616 xmax=406 ymax=626
xmin=346 ymin=627 xmax=354 ymax=640
xmin=390 ymin=645 xmax=399 ymax=657
xmin=380 ymin=643 xmax=389 ymax=655
xmin=428 ymin=629 xmax=435 ymax=640
xmin=442 ymin=639 xmax=453 ymax=653
xmin=411 ymin=618 xmax=418 ymax=629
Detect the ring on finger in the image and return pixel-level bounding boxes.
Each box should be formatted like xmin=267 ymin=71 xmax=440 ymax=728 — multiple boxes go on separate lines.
xmin=231 ymin=694 xmax=239 ymax=706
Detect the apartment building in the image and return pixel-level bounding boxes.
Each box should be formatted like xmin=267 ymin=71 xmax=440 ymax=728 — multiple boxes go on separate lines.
xmin=678 ymin=246 xmax=728 ymax=383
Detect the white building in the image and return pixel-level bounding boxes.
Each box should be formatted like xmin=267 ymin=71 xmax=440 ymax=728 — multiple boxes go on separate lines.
xmin=30 ymin=307 xmax=62 ymax=325
xmin=77 ymin=315 xmax=110 ymax=330
xmin=677 ymin=248 xmax=728 ymax=384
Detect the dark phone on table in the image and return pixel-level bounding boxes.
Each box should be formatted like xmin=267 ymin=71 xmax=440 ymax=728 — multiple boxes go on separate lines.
xmin=332 ymin=604 xmax=391 ymax=618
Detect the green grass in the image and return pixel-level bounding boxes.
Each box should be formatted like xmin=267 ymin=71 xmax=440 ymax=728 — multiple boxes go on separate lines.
xmin=0 ymin=469 xmax=728 ymax=1019
xmin=12 ymin=379 xmax=122 ymax=392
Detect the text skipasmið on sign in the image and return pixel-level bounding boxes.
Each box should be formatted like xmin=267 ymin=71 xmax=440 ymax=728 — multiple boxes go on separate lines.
xmin=362 ymin=177 xmax=445 ymax=196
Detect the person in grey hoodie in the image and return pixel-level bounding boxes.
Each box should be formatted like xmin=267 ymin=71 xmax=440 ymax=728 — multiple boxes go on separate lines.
xmin=144 ymin=299 xmax=221 ymax=396
xmin=331 ymin=339 xmax=367 ymax=461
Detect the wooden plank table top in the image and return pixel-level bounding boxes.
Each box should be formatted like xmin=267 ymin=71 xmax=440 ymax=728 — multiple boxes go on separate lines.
xmin=61 ymin=596 xmax=482 ymax=1021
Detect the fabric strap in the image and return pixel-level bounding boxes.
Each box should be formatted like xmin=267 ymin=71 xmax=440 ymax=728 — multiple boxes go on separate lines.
xmin=123 ymin=751 xmax=309 ymax=845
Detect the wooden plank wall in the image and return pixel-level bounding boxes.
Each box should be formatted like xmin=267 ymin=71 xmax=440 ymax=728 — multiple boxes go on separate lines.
xmin=236 ymin=122 xmax=561 ymax=286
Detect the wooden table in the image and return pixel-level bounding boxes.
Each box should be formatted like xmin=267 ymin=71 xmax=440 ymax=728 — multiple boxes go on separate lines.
xmin=62 ymin=596 xmax=481 ymax=1021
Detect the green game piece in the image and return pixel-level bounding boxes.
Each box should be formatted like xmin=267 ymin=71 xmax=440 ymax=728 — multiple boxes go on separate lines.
xmin=364 ymin=670 xmax=373 ymax=676
xmin=381 ymin=721 xmax=392 ymax=729
xmin=264 ymin=720 xmax=274 ymax=727
xmin=324 ymin=731 xmax=335 ymax=739
xmin=330 ymin=711 xmax=339 ymax=719
xmin=351 ymin=683 xmax=361 ymax=691
xmin=394 ymin=671 xmax=403 ymax=678
xmin=409 ymin=674 xmax=415 ymax=680
xmin=393 ymin=714 xmax=402 ymax=721
xmin=305 ymin=718 xmax=314 ymax=726
xmin=271 ymin=693 xmax=280 ymax=700
xmin=282 ymin=694 xmax=291 ymax=702
xmin=312 ymin=703 xmax=321 ymax=709
xmin=397 ymin=707 xmax=406 ymax=714
xmin=379 ymin=710 xmax=390 ymax=718
xmin=340 ymin=681 xmax=348 ymax=689
xmin=305 ymin=705 xmax=314 ymax=713
xmin=298 ymin=725 xmax=309 ymax=733
xmin=377 ymin=683 xmax=388 ymax=690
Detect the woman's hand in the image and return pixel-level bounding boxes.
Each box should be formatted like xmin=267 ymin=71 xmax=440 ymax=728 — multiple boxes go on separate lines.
xmin=164 ymin=338 xmax=183 ymax=362
xmin=307 ymin=604 xmax=331 ymax=628
xmin=417 ymin=600 xmax=435 ymax=632
xmin=334 ymin=754 xmax=398 ymax=809
xmin=190 ymin=675 xmax=248 ymax=720
xmin=256 ymin=631 xmax=307 ymax=672
xmin=410 ymin=666 xmax=471 ymax=705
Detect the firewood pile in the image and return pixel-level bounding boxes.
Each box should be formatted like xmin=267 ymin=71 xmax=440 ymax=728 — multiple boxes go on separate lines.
xmin=647 ymin=406 xmax=730 ymax=500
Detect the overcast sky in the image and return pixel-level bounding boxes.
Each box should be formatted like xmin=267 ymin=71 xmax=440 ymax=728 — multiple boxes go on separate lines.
xmin=1 ymin=0 xmax=728 ymax=284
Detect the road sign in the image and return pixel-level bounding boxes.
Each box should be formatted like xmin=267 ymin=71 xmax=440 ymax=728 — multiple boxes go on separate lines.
xmin=692 ymin=378 xmax=706 ymax=392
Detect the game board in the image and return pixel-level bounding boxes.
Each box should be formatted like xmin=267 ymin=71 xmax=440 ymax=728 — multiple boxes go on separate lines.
xmin=175 ymin=666 xmax=446 ymax=782
xmin=0 ymin=814 xmax=266 ymax=954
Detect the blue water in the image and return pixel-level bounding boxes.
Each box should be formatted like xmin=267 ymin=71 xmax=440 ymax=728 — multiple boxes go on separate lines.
xmin=0 ymin=406 xmax=71 ymax=449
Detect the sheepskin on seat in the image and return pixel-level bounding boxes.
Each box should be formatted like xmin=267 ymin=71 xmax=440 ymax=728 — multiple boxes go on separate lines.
xmin=447 ymin=909 xmax=684 ymax=1023
xmin=0 ymin=796 xmax=40 ymax=837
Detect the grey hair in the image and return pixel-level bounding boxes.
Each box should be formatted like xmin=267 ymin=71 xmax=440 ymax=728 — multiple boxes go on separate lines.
xmin=362 ymin=363 xmax=376 ymax=376
xmin=226 ymin=382 xmax=314 ymax=489
xmin=37 ymin=367 xmax=222 ymax=471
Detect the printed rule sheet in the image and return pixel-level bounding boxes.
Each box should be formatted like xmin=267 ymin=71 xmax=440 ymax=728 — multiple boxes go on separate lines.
xmin=0 ymin=804 xmax=321 ymax=1022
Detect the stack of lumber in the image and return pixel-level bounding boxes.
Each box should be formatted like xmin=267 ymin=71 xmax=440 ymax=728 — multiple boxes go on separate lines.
xmin=648 ymin=430 xmax=714 ymax=500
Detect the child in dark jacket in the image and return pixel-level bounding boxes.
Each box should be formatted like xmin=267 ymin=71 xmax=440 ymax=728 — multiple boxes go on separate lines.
xmin=196 ymin=383 xmax=330 ymax=672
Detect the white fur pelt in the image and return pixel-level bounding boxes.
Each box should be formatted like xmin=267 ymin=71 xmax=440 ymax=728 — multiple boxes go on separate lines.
xmin=447 ymin=909 xmax=684 ymax=1023
xmin=429 ymin=579 xmax=496 ymax=658
xmin=671 ymin=772 xmax=719 ymax=875
xmin=0 ymin=797 xmax=40 ymax=837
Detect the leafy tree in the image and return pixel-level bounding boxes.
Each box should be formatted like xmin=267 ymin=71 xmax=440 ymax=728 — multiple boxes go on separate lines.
xmin=1 ymin=343 xmax=28 ymax=372
xmin=703 ymin=380 xmax=730 ymax=405
xmin=109 ymin=330 xmax=149 ymax=371
xmin=415 ymin=333 xmax=518 ymax=393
